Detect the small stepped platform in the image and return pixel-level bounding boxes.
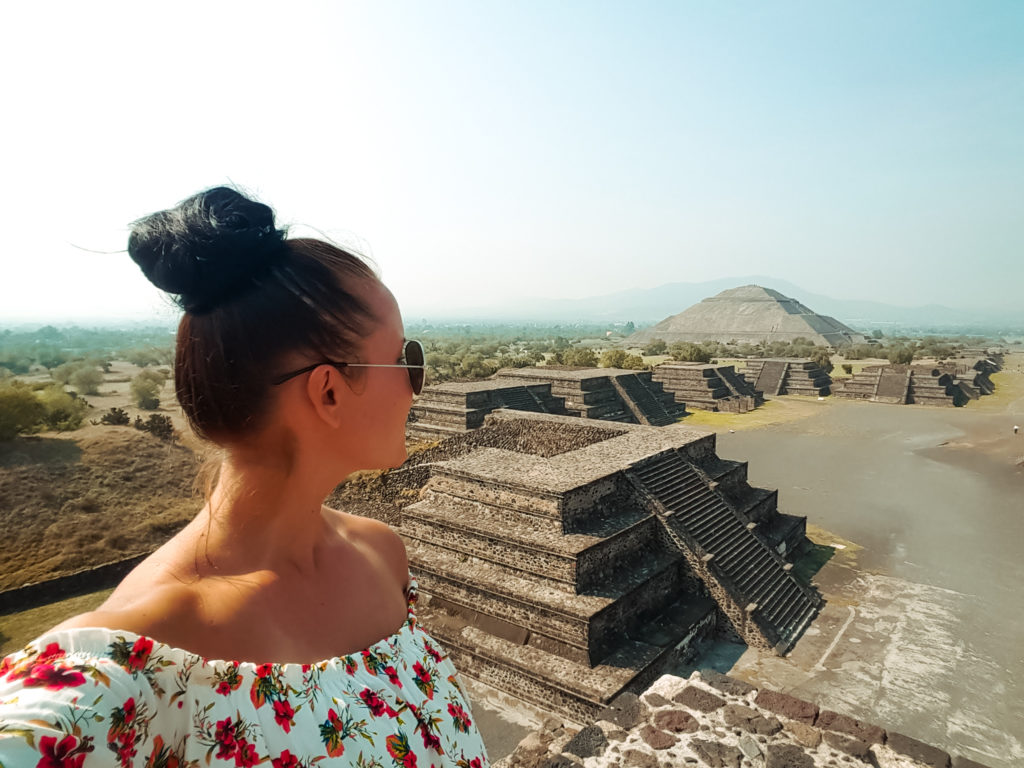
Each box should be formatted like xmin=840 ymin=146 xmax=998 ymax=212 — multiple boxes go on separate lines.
xmin=652 ymin=364 xmax=762 ymax=413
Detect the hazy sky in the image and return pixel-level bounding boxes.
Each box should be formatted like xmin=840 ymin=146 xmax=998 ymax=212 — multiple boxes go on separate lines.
xmin=1 ymin=1 xmax=1021 ymax=322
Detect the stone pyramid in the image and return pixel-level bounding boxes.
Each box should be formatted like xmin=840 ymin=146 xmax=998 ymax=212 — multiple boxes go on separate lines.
xmin=630 ymin=285 xmax=865 ymax=347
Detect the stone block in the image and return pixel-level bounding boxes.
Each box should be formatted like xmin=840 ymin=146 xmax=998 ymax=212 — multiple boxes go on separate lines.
xmin=599 ymin=692 xmax=650 ymax=730
xmin=722 ymin=703 xmax=757 ymax=724
xmin=885 ymin=731 xmax=951 ymax=768
xmin=673 ymin=686 xmax=727 ymax=713
xmin=690 ymin=739 xmax=743 ymax=768
xmin=623 ymin=750 xmax=659 ymax=768
xmin=563 ymin=725 xmax=608 ymax=759
xmin=641 ymin=692 xmax=672 ymax=708
xmin=652 ymin=708 xmax=700 ymax=733
xmin=751 ymin=715 xmax=783 ymax=735
xmin=754 ymin=689 xmax=818 ymax=724
xmin=764 ymin=743 xmax=815 ymax=768
xmin=639 ymin=725 xmax=677 ymax=750
xmin=738 ymin=734 xmax=762 ymax=759
xmin=823 ymin=731 xmax=871 ymax=761
xmin=698 ymin=669 xmax=757 ymax=697
xmin=783 ymin=721 xmax=821 ymax=748
xmin=815 ymin=709 xmax=885 ymax=744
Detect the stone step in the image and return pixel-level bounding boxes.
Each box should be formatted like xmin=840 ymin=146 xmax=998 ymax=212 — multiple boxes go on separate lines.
xmin=403 ymin=496 xmax=660 ymax=593
xmin=405 ymin=538 xmax=686 ymax=664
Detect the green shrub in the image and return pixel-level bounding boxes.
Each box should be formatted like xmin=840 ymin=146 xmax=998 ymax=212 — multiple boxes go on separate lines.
xmin=130 ymin=369 xmax=166 ymax=409
xmin=642 ymin=339 xmax=667 ymax=355
xmin=95 ymin=406 xmax=131 ymax=426
xmin=842 ymin=363 xmax=854 ymax=375
xmin=35 ymin=385 xmax=90 ymax=431
xmin=668 ymin=342 xmax=712 ymax=363
xmin=134 ymin=414 xmax=176 ymax=441
xmin=69 ymin=366 xmax=103 ymax=395
xmin=622 ymin=354 xmax=645 ymax=370
xmin=0 ymin=384 xmax=47 ymax=441
xmin=600 ymin=349 xmax=627 ymax=368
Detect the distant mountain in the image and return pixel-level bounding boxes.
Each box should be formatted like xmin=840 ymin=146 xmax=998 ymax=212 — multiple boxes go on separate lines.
xmin=435 ymin=276 xmax=1024 ymax=328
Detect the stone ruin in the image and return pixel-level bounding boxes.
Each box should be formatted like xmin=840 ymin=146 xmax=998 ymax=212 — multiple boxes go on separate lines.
xmin=500 ymin=670 xmax=993 ymax=768
xmin=741 ymin=358 xmax=832 ymax=398
xmin=831 ymin=358 xmax=999 ymax=406
xmin=650 ymin=364 xmax=763 ymax=413
xmin=408 ymin=369 xmax=686 ymax=440
xmin=352 ymin=411 xmax=821 ymax=721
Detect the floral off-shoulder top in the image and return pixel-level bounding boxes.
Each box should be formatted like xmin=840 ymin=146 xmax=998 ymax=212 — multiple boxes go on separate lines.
xmin=0 ymin=579 xmax=488 ymax=768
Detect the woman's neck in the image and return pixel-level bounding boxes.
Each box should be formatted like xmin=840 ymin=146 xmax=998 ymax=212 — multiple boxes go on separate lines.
xmin=189 ymin=447 xmax=351 ymax=579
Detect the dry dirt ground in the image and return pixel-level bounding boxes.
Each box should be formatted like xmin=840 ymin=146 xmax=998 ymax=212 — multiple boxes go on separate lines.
xmin=0 ymin=364 xmax=200 ymax=590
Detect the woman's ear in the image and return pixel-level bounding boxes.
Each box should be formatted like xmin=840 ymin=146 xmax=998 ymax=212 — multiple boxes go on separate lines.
xmin=305 ymin=366 xmax=347 ymax=428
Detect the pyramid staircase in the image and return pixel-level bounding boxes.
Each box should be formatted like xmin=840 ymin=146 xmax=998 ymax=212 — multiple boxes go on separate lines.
xmin=497 ymin=385 xmax=547 ymax=412
xmin=651 ymin=364 xmax=761 ymax=413
xmin=750 ymin=360 xmax=789 ymax=396
xmin=629 ymin=451 xmax=820 ymax=652
xmin=611 ymin=373 xmax=683 ymax=426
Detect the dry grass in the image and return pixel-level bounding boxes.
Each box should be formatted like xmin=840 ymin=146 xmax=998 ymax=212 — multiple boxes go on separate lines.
xmin=680 ymin=396 xmax=832 ymax=432
xmin=0 ymin=426 xmax=200 ymax=590
xmin=0 ymin=588 xmax=113 ymax=655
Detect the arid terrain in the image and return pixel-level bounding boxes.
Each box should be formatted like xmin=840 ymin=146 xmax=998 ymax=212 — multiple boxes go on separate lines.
xmin=1 ymin=354 xmax=1021 ymax=764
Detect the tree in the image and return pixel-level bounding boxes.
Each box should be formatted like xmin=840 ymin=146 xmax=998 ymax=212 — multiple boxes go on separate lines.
xmin=69 ymin=366 xmax=103 ymax=395
xmin=887 ymin=345 xmax=915 ymax=365
xmin=668 ymin=342 xmax=712 ymax=364
xmin=600 ymin=349 xmax=628 ymax=368
xmin=622 ymin=354 xmax=645 ymax=370
xmin=35 ymin=385 xmax=90 ymax=430
xmin=808 ymin=348 xmax=833 ymax=374
xmin=558 ymin=347 xmax=598 ymax=367
xmin=871 ymin=330 xmax=884 ymax=339
xmin=0 ymin=385 xmax=47 ymax=440
xmin=642 ymin=339 xmax=667 ymax=356
xmin=131 ymin=369 xmax=166 ymax=409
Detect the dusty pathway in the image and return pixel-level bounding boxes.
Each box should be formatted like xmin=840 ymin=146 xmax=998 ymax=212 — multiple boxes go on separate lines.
xmin=700 ymin=359 xmax=1024 ymax=768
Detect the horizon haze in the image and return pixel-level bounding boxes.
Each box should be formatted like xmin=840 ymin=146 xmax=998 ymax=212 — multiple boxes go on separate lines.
xmin=1 ymin=2 xmax=1021 ymax=324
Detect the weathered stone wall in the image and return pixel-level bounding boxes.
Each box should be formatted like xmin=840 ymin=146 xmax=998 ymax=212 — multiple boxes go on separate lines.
xmin=500 ymin=670 xmax=991 ymax=768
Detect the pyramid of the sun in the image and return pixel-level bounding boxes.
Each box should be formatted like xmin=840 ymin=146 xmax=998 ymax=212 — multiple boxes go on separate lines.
xmin=629 ymin=285 xmax=866 ymax=347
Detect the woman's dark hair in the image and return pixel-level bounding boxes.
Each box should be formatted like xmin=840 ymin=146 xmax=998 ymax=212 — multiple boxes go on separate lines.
xmin=128 ymin=186 xmax=378 ymax=441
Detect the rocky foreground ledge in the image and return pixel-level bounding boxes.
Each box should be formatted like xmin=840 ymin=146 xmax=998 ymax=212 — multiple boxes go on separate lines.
xmin=497 ymin=671 xmax=989 ymax=768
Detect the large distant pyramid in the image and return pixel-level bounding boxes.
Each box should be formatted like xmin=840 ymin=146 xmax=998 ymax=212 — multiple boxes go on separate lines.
xmin=629 ymin=285 xmax=865 ymax=347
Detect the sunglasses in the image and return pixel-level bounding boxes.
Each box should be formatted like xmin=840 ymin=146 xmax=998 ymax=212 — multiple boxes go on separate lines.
xmin=272 ymin=339 xmax=426 ymax=394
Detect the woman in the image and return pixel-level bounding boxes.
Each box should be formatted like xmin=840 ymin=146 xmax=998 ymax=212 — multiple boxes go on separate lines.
xmin=0 ymin=187 xmax=488 ymax=767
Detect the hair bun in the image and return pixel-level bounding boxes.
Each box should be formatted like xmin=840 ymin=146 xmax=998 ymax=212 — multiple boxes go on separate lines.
xmin=128 ymin=186 xmax=286 ymax=313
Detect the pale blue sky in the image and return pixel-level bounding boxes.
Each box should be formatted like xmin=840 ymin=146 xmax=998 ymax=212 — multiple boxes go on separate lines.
xmin=0 ymin=1 xmax=1021 ymax=321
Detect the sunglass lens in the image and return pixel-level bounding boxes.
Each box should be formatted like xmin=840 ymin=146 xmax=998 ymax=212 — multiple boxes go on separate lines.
xmin=406 ymin=340 xmax=425 ymax=395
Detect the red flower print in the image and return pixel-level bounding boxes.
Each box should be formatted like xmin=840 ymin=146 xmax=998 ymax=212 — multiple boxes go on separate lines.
xmin=122 ymin=697 xmax=136 ymax=723
xmin=233 ymin=740 xmax=259 ymax=768
xmin=469 ymin=759 xmax=483 ymax=768
xmin=344 ymin=657 xmax=358 ymax=675
xmin=214 ymin=717 xmax=238 ymax=760
xmin=37 ymin=734 xmax=88 ymax=768
xmin=360 ymin=688 xmax=398 ymax=718
xmin=412 ymin=662 xmax=434 ymax=700
xmin=301 ymin=664 xmax=311 ymax=673
xmin=126 ymin=637 xmax=154 ymax=672
xmin=273 ymin=698 xmax=295 ymax=732
xmin=24 ymin=663 xmax=86 ymax=691
xmin=423 ymin=642 xmax=443 ymax=664
xmin=37 ymin=643 xmax=67 ymax=664
xmin=216 ymin=681 xmax=233 ymax=695
xmin=272 ymin=751 xmax=299 ymax=768
xmin=385 ymin=732 xmax=417 ymax=768
xmin=420 ymin=729 xmax=441 ymax=752
xmin=255 ymin=663 xmax=273 ymax=678
xmin=385 ymin=665 xmax=402 ymax=687
xmin=447 ymin=702 xmax=472 ymax=732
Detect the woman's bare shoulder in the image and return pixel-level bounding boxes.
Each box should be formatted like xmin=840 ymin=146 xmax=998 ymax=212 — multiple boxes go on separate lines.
xmin=324 ymin=506 xmax=409 ymax=586
xmin=50 ymin=580 xmax=201 ymax=639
